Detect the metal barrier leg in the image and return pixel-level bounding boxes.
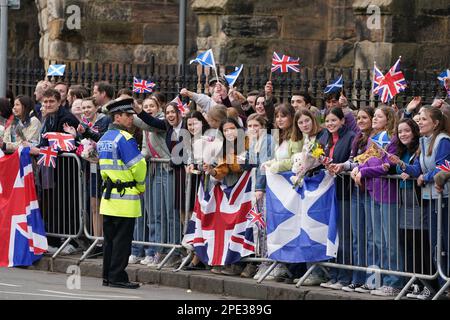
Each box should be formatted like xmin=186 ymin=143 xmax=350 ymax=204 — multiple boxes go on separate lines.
xmin=256 ymin=261 xmax=278 ymax=284
xmin=295 ymin=264 xmax=318 ymax=288
xmin=78 ymin=238 xmax=101 ymax=263
xmin=174 ymin=251 xmax=194 ymax=273
xmin=396 ymin=276 xmax=416 ymax=300
xmin=157 ymin=246 xmax=177 ymax=270
xmin=52 ymin=237 xmax=73 ymax=260
xmin=432 ymin=280 xmax=450 ymax=300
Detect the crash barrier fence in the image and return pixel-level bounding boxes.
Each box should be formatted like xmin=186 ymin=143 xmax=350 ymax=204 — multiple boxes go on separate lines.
xmin=34 ymin=155 xmax=450 ymax=298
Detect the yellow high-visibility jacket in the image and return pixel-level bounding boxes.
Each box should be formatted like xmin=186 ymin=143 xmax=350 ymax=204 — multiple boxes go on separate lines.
xmin=97 ymin=126 xmax=147 ymax=218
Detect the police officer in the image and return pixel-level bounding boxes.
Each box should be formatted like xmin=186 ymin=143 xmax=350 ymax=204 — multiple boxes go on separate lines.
xmin=97 ymin=98 xmax=147 ymax=289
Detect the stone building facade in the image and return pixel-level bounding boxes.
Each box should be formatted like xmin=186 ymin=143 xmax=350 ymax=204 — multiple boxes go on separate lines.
xmin=7 ymin=0 xmax=450 ymax=70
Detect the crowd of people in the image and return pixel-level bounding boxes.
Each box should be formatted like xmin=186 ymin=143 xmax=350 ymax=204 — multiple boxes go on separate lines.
xmin=1 ymin=75 xmax=450 ymax=298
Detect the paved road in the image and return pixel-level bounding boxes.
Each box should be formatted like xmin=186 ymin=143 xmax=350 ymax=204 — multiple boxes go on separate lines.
xmin=0 ymin=267 xmax=243 ymax=300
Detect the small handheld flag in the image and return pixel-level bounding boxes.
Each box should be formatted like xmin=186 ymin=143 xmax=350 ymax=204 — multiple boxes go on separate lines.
xmin=324 ymin=75 xmax=343 ymax=94
xmin=37 ymin=147 xmax=58 ymax=168
xmin=247 ymin=206 xmax=266 ymax=229
xmin=437 ymin=70 xmax=450 ymax=87
xmin=271 ymin=52 xmax=300 ymax=73
xmin=372 ymin=57 xmax=407 ymax=104
xmin=133 ymin=77 xmax=155 ymax=94
xmin=437 ymin=160 xmax=450 ymax=172
xmin=176 ymin=95 xmax=189 ymax=115
xmin=190 ymin=49 xmax=216 ymax=69
xmin=224 ymin=65 xmax=244 ymax=87
xmin=47 ymin=64 xmax=66 ymax=76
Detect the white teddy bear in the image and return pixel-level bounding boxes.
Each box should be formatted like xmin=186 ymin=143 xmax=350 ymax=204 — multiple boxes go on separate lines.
xmin=290 ymin=152 xmax=306 ymax=187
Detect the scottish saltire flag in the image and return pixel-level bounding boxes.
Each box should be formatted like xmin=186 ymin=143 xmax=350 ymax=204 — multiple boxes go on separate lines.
xmin=182 ymin=171 xmax=256 ymax=266
xmin=437 ymin=69 xmax=450 ymax=86
xmin=371 ymin=131 xmax=390 ymax=149
xmin=224 ymin=65 xmax=243 ymax=87
xmin=190 ymin=49 xmax=216 ymax=69
xmin=324 ymin=75 xmax=343 ymax=94
xmin=373 ymin=58 xmax=407 ymax=103
xmin=37 ymin=147 xmax=58 ymax=168
xmin=133 ymin=77 xmax=155 ymax=94
xmin=265 ymin=170 xmax=338 ymax=263
xmin=271 ymin=52 xmax=300 ymax=73
xmin=0 ymin=147 xmax=48 ymax=267
xmin=47 ymin=64 xmax=66 ymax=76
xmin=43 ymin=132 xmax=76 ymax=152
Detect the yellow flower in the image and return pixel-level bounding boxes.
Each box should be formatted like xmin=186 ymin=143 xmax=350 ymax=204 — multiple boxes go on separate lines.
xmin=311 ymin=145 xmax=324 ymax=159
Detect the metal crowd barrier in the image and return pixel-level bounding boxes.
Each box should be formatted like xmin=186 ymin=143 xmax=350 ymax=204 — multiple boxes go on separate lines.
xmin=434 ymin=190 xmax=450 ymax=300
xmin=293 ymin=173 xmax=440 ymax=300
xmin=81 ymin=158 xmax=189 ymax=270
xmin=35 ymin=153 xmax=84 ymax=259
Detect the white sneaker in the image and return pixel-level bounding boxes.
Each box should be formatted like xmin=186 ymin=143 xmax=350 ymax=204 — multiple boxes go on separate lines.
xmin=320 ymin=280 xmax=337 ymax=289
xmin=417 ymin=286 xmax=432 ymax=300
xmin=139 ymin=256 xmax=155 ymax=265
xmin=406 ymin=284 xmax=421 ymax=299
xmin=370 ymin=286 xmax=400 ymax=297
xmin=354 ymin=284 xmax=374 ymax=293
xmin=128 ymin=255 xmax=141 ymax=264
xmin=148 ymin=252 xmax=166 ymax=267
xmin=329 ymin=282 xmax=345 ymax=290
xmin=302 ymin=273 xmax=329 ymax=286
xmin=60 ymin=244 xmax=78 ymax=255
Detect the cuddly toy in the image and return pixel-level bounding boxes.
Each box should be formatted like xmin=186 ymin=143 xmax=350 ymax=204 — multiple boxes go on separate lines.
xmin=290 ymin=152 xmax=306 ymax=187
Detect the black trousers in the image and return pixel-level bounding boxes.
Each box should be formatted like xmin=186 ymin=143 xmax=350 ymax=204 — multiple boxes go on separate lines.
xmin=103 ymin=215 xmax=136 ymax=283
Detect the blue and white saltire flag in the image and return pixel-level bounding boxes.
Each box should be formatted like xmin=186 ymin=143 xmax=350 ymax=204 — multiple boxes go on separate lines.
xmin=190 ymin=49 xmax=216 ymax=69
xmin=47 ymin=64 xmax=66 ymax=76
xmin=182 ymin=171 xmax=256 ymax=266
xmin=265 ymin=170 xmax=338 ymax=263
xmin=437 ymin=69 xmax=450 ymax=86
xmin=224 ymin=65 xmax=244 ymax=87
xmin=324 ymin=75 xmax=343 ymax=94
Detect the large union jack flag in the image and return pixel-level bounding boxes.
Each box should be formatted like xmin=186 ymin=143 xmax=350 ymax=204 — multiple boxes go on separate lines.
xmin=0 ymin=147 xmax=48 ymax=267
xmin=133 ymin=77 xmax=156 ymax=94
xmin=43 ymin=132 xmax=76 ymax=152
xmin=182 ymin=171 xmax=256 ymax=266
xmin=271 ymin=52 xmax=300 ymax=73
xmin=373 ymin=58 xmax=407 ymax=103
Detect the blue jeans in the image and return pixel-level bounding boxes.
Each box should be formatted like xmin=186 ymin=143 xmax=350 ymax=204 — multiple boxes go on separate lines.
xmin=131 ymin=200 xmax=152 ymax=257
xmin=350 ymin=187 xmax=374 ymax=285
xmin=425 ymin=198 xmax=449 ymax=287
xmin=148 ymin=165 xmax=180 ymax=254
xmin=370 ymin=197 xmax=404 ymax=288
xmin=329 ymin=200 xmax=352 ymax=285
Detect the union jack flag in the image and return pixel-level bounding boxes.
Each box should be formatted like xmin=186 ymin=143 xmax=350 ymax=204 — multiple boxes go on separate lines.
xmin=176 ymin=96 xmax=189 ymax=115
xmin=37 ymin=147 xmax=58 ymax=168
xmin=43 ymin=132 xmax=76 ymax=152
xmin=133 ymin=77 xmax=156 ymax=94
xmin=437 ymin=160 xmax=450 ymax=172
xmin=271 ymin=52 xmax=300 ymax=73
xmin=373 ymin=58 xmax=407 ymax=104
xmin=182 ymin=171 xmax=256 ymax=266
xmin=0 ymin=147 xmax=48 ymax=267
xmin=247 ymin=206 xmax=266 ymax=229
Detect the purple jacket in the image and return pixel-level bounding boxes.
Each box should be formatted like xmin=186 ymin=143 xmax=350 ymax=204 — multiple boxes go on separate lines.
xmin=358 ymin=136 xmax=398 ymax=203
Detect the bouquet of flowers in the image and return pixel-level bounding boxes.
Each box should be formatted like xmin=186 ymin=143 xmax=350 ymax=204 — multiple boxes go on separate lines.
xmin=290 ymin=140 xmax=331 ymax=188
xmin=76 ymin=138 xmax=98 ymax=163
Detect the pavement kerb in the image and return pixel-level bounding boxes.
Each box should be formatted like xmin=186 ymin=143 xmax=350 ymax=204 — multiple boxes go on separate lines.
xmin=27 ymin=255 xmax=391 ymax=301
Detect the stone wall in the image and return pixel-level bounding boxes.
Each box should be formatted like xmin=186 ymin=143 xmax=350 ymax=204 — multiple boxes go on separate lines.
xmin=7 ymin=0 xmax=40 ymax=61
xmin=6 ymin=0 xmax=450 ymax=71
xmin=34 ymin=0 xmax=198 ymax=65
